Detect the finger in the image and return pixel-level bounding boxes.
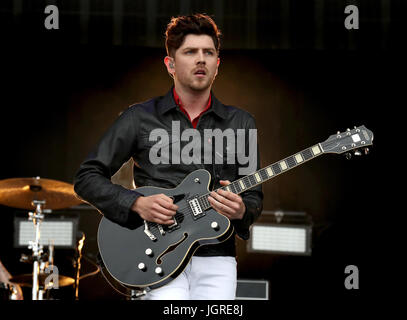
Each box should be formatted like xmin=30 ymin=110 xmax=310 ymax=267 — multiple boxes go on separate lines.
xmin=158 ymin=194 xmax=177 ymax=205
xmin=208 ymin=196 xmax=234 ymax=216
xmin=152 ymin=211 xmax=175 ymax=224
xmin=217 ymin=188 xmax=242 ymax=202
xmin=219 ymin=180 xmax=231 ymax=185
xmin=154 ymin=203 xmax=177 ymax=216
xmin=157 ymin=197 xmax=179 ymax=211
xmin=210 ymin=191 xmax=235 ymax=208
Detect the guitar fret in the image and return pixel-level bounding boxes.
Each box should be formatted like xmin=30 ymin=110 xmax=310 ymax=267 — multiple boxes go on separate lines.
xmin=243 ymin=176 xmax=251 ymax=189
xmin=272 ymin=163 xmax=281 ymax=174
xmin=248 ymin=175 xmax=256 ymax=187
xmin=286 ymin=156 xmax=296 ymax=168
xmin=230 ymin=183 xmax=237 ymax=194
xmin=201 ymin=195 xmax=210 ymax=210
xmin=234 ymin=181 xmax=242 ymax=193
xmin=260 ymin=168 xmax=268 ymax=180
xmin=302 ymin=148 xmax=313 ymax=160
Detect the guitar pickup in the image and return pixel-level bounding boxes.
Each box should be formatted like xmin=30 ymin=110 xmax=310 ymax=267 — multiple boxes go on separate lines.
xmin=189 ymin=198 xmax=202 ymax=216
xmin=188 ymin=198 xmax=205 ymax=220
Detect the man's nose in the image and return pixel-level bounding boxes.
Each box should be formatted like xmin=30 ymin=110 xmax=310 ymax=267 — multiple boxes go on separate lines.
xmin=196 ymin=50 xmax=206 ymax=64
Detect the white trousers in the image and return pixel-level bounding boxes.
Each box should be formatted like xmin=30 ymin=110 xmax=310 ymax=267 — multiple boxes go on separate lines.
xmin=143 ymin=256 xmax=237 ymax=300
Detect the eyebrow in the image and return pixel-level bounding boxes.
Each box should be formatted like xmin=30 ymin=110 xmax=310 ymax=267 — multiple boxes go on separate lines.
xmin=182 ymin=47 xmax=216 ymax=51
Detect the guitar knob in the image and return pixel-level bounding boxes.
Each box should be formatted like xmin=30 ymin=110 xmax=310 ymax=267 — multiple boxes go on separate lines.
xmin=138 ymin=263 xmax=146 ymax=271
xmin=155 ymin=267 xmax=163 ymax=275
xmin=211 ymin=221 xmax=219 ymax=231
xmin=145 ymin=248 xmax=153 ymax=256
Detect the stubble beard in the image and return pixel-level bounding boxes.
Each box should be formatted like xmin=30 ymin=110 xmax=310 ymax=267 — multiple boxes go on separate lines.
xmin=187 ymin=74 xmax=215 ymax=92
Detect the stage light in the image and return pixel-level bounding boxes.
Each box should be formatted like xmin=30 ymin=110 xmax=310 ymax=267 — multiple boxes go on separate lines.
xmin=14 ymin=215 xmax=79 ymax=249
xmin=247 ymin=210 xmax=312 ymax=255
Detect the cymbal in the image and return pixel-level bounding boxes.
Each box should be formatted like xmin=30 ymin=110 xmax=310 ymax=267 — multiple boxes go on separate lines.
xmin=0 ymin=177 xmax=83 ymax=210
xmin=9 ymin=273 xmax=75 ymax=288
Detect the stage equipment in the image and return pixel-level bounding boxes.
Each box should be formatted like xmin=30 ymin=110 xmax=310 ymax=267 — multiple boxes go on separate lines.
xmin=9 ymin=273 xmax=75 ymax=288
xmin=14 ymin=215 xmax=79 ymax=249
xmin=0 ymin=177 xmax=82 ymax=210
xmin=0 ymin=176 xmax=82 ymax=300
xmin=235 ymin=279 xmax=269 ymax=300
xmin=248 ymin=210 xmax=312 ymax=255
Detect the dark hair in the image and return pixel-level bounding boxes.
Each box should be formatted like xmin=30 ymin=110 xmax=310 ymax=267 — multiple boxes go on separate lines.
xmin=165 ymin=13 xmax=221 ymax=57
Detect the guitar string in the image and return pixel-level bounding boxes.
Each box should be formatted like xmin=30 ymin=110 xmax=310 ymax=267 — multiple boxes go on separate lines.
xmin=145 ymin=187 xmax=233 ymax=232
xmin=144 ymin=182 xmax=253 ymax=233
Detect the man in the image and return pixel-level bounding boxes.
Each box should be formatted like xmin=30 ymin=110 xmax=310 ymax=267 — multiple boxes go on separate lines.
xmin=74 ymin=14 xmax=263 ymax=300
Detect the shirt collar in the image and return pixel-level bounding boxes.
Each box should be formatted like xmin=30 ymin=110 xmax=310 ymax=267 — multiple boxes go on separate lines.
xmin=157 ymin=87 xmax=228 ymax=120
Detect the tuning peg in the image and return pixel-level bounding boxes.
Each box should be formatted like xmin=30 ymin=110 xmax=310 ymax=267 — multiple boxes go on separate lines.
xmin=354 ymin=150 xmax=362 ymax=156
xmin=364 ymin=148 xmax=369 ymax=155
xmin=345 ymin=152 xmax=352 ymax=160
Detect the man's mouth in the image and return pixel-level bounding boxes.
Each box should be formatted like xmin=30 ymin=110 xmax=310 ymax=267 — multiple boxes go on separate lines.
xmin=194 ymin=69 xmax=206 ymax=77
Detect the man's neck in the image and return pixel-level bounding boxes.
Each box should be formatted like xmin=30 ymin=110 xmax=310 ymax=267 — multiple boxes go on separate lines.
xmin=174 ymin=84 xmax=211 ymax=116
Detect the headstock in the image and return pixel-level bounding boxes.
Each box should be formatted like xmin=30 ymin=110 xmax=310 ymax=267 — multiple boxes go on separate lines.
xmin=321 ymin=125 xmax=374 ymax=158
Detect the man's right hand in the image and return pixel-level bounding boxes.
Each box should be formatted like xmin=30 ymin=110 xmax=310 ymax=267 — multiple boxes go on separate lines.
xmin=131 ymin=194 xmax=178 ymax=225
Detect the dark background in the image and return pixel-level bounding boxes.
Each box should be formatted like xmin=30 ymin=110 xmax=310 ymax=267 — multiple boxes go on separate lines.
xmin=0 ymin=0 xmax=403 ymax=305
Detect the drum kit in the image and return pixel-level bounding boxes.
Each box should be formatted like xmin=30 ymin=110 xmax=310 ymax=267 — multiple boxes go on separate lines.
xmin=0 ymin=176 xmax=84 ymax=300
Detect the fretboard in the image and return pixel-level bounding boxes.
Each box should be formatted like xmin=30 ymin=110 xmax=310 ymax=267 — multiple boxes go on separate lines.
xmin=199 ymin=143 xmax=324 ymax=210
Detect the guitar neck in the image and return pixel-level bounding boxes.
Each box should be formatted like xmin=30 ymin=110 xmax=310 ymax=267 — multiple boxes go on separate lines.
xmin=199 ymin=143 xmax=324 ymax=210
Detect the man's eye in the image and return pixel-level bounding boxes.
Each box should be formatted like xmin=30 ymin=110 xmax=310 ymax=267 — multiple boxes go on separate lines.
xmin=205 ymin=51 xmax=214 ymax=55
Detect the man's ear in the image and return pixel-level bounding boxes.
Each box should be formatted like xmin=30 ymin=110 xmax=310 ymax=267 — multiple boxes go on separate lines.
xmin=164 ymin=56 xmax=175 ymax=76
xmin=215 ymin=57 xmax=220 ymax=77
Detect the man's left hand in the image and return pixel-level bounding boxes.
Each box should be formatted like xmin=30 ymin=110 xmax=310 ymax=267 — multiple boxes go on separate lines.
xmin=208 ymin=180 xmax=246 ymax=220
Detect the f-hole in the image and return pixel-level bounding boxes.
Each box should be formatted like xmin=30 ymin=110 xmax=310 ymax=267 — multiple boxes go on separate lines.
xmin=156 ymin=233 xmax=188 ymax=265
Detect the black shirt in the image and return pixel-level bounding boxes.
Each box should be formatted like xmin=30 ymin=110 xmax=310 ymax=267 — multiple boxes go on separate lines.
xmin=74 ymin=88 xmax=263 ymax=256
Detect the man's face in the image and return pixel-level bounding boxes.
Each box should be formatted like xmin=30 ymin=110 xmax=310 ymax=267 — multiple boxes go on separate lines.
xmin=171 ymin=34 xmax=219 ymax=92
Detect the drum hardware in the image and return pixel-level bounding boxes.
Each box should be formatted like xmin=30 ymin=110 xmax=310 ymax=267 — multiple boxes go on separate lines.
xmin=0 ymin=177 xmax=83 ymax=300
xmin=28 ymin=199 xmax=45 ymax=300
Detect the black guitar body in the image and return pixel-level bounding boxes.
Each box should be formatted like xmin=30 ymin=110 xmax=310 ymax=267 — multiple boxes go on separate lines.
xmin=97 ymin=169 xmax=233 ymax=289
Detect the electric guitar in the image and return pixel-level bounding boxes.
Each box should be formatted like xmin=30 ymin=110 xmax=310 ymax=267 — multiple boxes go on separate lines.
xmin=97 ymin=125 xmax=373 ymax=289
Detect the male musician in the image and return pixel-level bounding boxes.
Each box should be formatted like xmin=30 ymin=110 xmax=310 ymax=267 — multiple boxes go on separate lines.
xmin=74 ymin=14 xmax=263 ymax=300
